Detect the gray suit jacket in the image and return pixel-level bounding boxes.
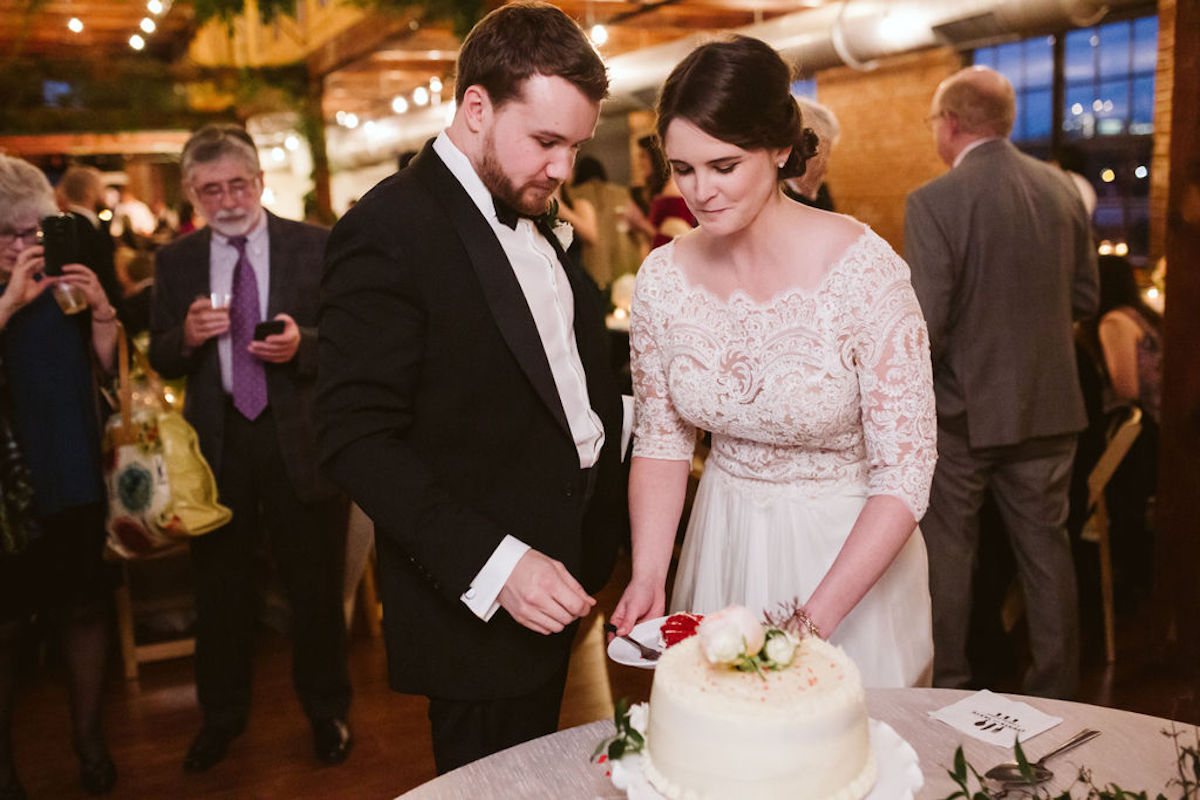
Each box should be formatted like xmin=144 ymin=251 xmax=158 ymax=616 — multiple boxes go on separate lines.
xmin=148 ymin=212 xmax=337 ymax=503
xmin=905 ymin=139 xmax=1099 ymax=450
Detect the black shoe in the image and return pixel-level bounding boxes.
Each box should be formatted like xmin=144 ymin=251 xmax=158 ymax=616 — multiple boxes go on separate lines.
xmin=183 ymin=724 xmax=244 ymax=773
xmin=312 ymin=718 xmax=352 ymax=765
xmin=79 ymin=751 xmax=117 ymax=795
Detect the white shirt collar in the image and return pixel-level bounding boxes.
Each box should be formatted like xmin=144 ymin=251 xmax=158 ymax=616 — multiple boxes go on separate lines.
xmin=953 ymin=137 xmax=1002 ymax=169
xmin=432 ymin=132 xmax=509 ymax=229
xmin=67 ymin=205 xmax=100 ymax=228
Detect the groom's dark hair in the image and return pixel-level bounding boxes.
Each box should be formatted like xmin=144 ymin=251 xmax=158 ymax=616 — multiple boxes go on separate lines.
xmin=454 ymin=1 xmax=608 ymax=108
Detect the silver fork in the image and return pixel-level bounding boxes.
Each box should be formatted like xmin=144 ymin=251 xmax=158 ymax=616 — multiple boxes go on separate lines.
xmin=604 ymin=623 xmax=661 ymax=661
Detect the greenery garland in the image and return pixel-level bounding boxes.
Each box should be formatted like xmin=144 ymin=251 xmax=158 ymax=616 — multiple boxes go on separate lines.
xmin=943 ymin=729 xmax=1200 ymax=800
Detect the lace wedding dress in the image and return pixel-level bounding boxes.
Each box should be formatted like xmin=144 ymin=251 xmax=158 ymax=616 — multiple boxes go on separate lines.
xmin=630 ymin=228 xmax=937 ymax=687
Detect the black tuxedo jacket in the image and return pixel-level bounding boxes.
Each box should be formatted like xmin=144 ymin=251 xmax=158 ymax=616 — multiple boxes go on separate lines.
xmin=148 ymin=213 xmax=337 ymax=504
xmin=318 ymin=143 xmax=627 ymax=701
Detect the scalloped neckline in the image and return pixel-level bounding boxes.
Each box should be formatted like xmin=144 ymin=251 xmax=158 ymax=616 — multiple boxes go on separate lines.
xmin=662 ymin=227 xmax=874 ymax=309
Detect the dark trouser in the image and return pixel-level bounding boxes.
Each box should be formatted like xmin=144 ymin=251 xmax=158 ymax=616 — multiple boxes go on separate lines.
xmin=426 ymin=649 xmax=571 ymax=775
xmin=191 ymin=403 xmax=351 ymax=730
xmin=924 ymin=427 xmax=1080 ymax=699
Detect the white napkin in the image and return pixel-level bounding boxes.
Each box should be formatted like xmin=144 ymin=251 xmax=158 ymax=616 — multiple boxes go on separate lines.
xmin=928 ymin=690 xmax=1062 ymax=746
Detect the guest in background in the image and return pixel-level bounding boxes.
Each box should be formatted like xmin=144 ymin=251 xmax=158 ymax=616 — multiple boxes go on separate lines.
xmin=1090 ymin=254 xmax=1161 ymax=606
xmin=115 ymin=247 xmax=155 ymax=337
xmin=782 ymin=97 xmax=840 ymax=212
xmin=149 ymin=124 xmax=352 ymax=773
xmin=906 ymin=66 xmax=1098 ymax=699
xmin=571 ymin=156 xmax=646 ymax=291
xmin=637 ymin=134 xmax=697 ymax=249
xmin=177 ymin=201 xmax=198 ymax=238
xmin=0 ymin=153 xmax=121 ymax=798
xmin=55 ymin=165 xmax=124 ymax=319
xmin=554 ymin=181 xmax=597 ymax=269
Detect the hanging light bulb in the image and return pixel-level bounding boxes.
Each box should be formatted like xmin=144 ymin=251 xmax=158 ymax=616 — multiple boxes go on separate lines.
xmin=429 ymin=76 xmax=443 ymax=93
xmin=129 ymin=34 xmax=146 ymax=50
xmin=413 ymin=86 xmax=429 ymax=107
xmin=391 ymin=96 xmax=409 ymax=114
xmin=68 ymin=17 xmax=84 ymax=33
xmin=590 ymin=24 xmax=608 ymax=46
xmin=140 ymin=17 xmax=157 ymax=33
xmin=147 ymin=0 xmax=164 ymax=13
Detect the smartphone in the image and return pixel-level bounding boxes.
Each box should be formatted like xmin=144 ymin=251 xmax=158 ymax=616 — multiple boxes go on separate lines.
xmin=40 ymin=214 xmax=82 ymax=277
xmin=253 ymin=319 xmax=286 ymax=340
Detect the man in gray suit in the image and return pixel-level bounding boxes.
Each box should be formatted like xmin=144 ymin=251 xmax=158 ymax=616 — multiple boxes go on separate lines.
xmin=905 ymin=66 xmax=1098 ymax=699
xmin=150 ymin=125 xmax=352 ymax=771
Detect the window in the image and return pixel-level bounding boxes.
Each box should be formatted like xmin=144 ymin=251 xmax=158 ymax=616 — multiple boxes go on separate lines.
xmin=974 ymin=36 xmax=1055 ymax=144
xmin=973 ymin=15 xmax=1158 ymax=262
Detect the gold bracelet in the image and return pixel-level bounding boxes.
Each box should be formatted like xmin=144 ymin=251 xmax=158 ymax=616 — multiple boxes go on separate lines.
xmin=796 ymin=607 xmax=822 ymax=640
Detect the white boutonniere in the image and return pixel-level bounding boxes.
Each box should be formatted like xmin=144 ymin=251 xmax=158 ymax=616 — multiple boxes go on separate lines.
xmin=551 ymin=219 xmax=574 ymax=251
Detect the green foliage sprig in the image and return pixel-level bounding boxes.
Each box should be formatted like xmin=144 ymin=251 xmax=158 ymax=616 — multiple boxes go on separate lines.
xmin=942 ymin=728 xmax=1199 ymax=800
xmin=592 ymin=698 xmax=646 ymax=763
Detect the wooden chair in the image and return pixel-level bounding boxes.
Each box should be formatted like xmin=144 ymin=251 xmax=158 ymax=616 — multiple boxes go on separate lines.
xmin=1080 ymin=406 xmax=1143 ymax=664
xmin=113 ymin=544 xmax=196 ymax=681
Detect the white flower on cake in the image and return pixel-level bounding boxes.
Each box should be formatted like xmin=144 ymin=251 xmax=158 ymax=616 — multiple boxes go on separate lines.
xmin=763 ymin=628 xmax=797 ymax=667
xmin=698 ymin=605 xmax=763 ymax=665
xmin=626 ymin=702 xmax=648 ymax=736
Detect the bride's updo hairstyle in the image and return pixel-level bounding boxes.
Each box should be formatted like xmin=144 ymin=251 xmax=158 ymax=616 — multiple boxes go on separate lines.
xmin=656 ymin=35 xmax=818 ymax=180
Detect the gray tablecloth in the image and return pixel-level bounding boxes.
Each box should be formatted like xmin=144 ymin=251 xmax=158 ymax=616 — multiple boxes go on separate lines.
xmin=398 ymin=688 xmax=1196 ymax=799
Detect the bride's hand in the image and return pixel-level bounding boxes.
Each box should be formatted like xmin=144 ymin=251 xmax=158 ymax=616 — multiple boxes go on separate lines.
xmin=609 ymin=579 xmax=665 ymax=637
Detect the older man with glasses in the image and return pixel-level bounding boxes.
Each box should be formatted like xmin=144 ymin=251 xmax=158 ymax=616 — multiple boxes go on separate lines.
xmin=148 ymin=124 xmax=353 ymax=773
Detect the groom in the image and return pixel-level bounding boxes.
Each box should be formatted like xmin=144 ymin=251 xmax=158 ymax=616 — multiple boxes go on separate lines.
xmin=317 ymin=1 xmax=627 ymax=773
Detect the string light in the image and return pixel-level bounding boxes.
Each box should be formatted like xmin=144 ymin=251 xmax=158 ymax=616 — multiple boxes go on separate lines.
xmin=413 ymin=86 xmax=429 ymax=107
xmin=391 ymin=96 xmax=409 ymax=114
xmin=147 ymin=0 xmax=164 ymax=13
xmin=68 ymin=17 xmax=84 ymax=33
xmin=429 ymin=77 xmax=443 ymax=93
xmin=140 ymin=17 xmax=157 ymax=33
xmin=129 ymin=34 xmax=146 ymax=50
xmin=590 ymin=24 xmax=608 ymax=46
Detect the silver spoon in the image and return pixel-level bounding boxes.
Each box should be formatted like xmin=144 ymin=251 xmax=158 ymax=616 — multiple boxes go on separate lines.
xmin=984 ymin=728 xmax=1102 ymax=785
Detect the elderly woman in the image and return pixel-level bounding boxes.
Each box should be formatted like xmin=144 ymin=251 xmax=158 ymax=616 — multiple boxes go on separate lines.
xmin=0 ymin=154 xmax=120 ymax=798
xmin=783 ymin=96 xmax=841 ymax=211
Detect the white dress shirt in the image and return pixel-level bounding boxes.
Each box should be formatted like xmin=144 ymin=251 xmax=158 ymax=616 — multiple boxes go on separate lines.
xmin=953 ymin=137 xmax=1001 ymax=169
xmin=432 ymin=132 xmax=605 ymax=621
xmin=209 ymin=213 xmax=269 ymax=394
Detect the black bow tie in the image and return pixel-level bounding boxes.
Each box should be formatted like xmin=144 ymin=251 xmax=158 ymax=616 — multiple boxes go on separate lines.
xmin=493 ymin=195 xmax=559 ymax=232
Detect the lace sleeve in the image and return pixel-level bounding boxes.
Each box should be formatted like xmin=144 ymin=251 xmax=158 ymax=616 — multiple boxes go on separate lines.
xmin=630 ymin=251 xmax=697 ymax=462
xmin=851 ymin=240 xmax=938 ymax=519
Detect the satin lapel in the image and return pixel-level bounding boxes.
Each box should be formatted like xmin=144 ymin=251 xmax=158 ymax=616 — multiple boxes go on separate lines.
xmin=412 ymin=146 xmax=571 ymax=437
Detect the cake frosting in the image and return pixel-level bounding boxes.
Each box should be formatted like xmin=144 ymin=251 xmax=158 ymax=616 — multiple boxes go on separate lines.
xmin=643 ymin=634 xmax=876 ymax=800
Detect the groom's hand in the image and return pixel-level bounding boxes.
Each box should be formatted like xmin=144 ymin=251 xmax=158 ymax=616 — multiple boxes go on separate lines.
xmin=498 ymin=550 xmax=595 ymax=635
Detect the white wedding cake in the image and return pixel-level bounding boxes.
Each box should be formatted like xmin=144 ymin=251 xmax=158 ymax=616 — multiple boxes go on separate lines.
xmin=642 ymin=613 xmax=876 ymax=800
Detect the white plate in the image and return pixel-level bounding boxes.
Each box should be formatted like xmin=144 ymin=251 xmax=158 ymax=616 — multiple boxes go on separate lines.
xmin=606 ymin=616 xmax=669 ymax=669
xmin=609 ymin=719 xmax=924 ymax=800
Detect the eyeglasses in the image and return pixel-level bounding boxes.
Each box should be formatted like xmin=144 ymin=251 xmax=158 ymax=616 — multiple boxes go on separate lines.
xmin=0 ymin=226 xmax=39 ymax=247
xmin=194 ymin=176 xmax=259 ymax=202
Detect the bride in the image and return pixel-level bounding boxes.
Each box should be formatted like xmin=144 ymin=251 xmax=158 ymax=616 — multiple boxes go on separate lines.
xmin=609 ymin=35 xmax=937 ymax=687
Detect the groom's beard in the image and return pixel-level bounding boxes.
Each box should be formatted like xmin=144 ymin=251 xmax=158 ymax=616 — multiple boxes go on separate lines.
xmin=478 ymin=129 xmax=559 ymax=218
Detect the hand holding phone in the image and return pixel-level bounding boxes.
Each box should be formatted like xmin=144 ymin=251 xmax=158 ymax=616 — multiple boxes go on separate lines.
xmin=253 ymin=319 xmax=286 ymax=340
xmin=40 ymin=214 xmax=82 ymax=277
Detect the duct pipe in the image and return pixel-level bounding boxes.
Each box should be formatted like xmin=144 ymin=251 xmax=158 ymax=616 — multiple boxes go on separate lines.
xmin=328 ymin=0 xmax=1149 ymax=167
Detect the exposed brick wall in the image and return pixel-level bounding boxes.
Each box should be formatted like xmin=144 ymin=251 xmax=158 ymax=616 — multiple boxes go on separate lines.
xmin=1149 ymin=0 xmax=1175 ymax=262
xmin=817 ymin=48 xmax=965 ymax=253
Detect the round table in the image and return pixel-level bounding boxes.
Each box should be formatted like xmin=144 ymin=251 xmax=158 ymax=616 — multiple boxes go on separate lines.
xmin=397 ymin=688 xmax=1196 ymax=799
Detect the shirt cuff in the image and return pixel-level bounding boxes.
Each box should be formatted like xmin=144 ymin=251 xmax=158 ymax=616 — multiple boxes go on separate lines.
xmin=460 ymin=535 xmax=530 ymax=621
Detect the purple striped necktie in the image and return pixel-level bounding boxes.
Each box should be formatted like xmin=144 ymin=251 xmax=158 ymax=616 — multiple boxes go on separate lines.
xmin=227 ymin=235 xmax=268 ymax=420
